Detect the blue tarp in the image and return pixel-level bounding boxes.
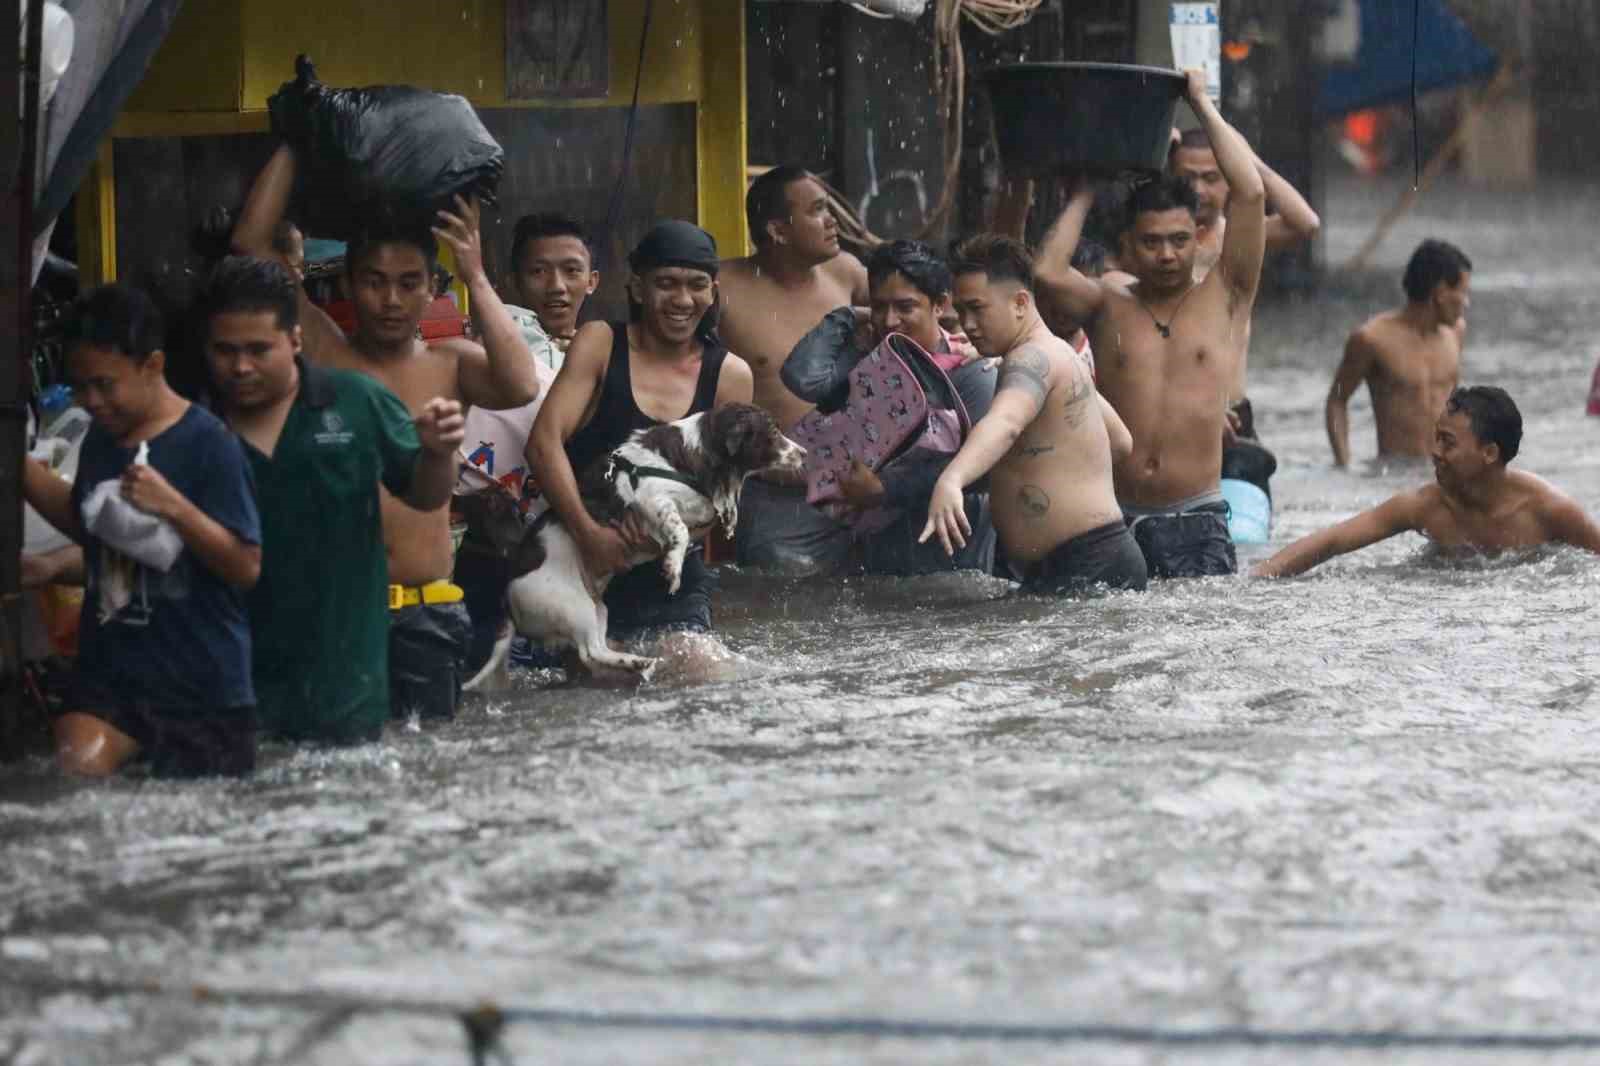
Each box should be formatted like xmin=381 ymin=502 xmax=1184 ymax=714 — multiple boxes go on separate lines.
xmin=1317 ymin=0 xmax=1497 ymax=118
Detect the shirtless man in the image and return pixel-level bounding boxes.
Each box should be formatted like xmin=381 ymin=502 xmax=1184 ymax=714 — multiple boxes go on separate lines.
xmin=234 ymin=144 xmax=539 ymax=722
xmin=718 ymin=165 xmax=868 ymax=573
xmin=1254 ymin=386 xmax=1600 ymax=577
xmin=1035 ymin=70 xmax=1265 ymax=579
xmin=1170 ymin=125 xmax=1321 ymax=430
xmin=1326 ymin=239 xmax=1471 ymax=466
xmin=921 ymin=235 xmax=1142 ymax=595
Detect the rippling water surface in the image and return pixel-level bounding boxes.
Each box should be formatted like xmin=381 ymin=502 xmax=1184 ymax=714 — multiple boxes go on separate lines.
xmin=6 ymin=176 xmax=1600 ymax=1064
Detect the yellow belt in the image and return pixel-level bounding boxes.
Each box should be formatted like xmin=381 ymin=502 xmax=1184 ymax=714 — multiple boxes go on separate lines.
xmin=388 ymin=580 xmax=465 ymax=610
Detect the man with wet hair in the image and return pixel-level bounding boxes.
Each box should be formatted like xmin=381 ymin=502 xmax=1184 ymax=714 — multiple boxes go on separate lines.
xmin=202 ymin=255 xmax=466 ymax=744
xmin=1036 ymin=70 xmax=1266 ymax=579
xmin=22 ymin=284 xmax=263 ymax=777
xmin=1254 ymin=386 xmax=1600 ymax=577
xmin=508 ymin=212 xmax=599 ymax=354
xmin=1170 ymin=124 xmax=1320 ymax=437
xmin=922 ymin=235 xmax=1143 ymax=595
xmin=234 ymin=144 xmax=538 ymax=724
xmin=781 ymin=238 xmax=998 ymax=575
xmin=1326 ymin=239 xmax=1472 ymax=466
xmin=719 ymin=164 xmax=868 ymax=573
xmin=529 ymin=220 xmax=753 ymax=678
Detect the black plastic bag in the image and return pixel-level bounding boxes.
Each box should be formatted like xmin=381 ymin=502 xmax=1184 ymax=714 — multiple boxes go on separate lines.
xmin=268 ymin=54 xmax=504 ymax=240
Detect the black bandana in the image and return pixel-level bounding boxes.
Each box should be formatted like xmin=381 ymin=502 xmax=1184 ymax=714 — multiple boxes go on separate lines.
xmin=629 ymin=220 xmax=719 ymax=276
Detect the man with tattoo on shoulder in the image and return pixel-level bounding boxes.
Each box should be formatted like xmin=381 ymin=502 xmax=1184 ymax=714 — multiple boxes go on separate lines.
xmin=921 ymin=235 xmax=1144 ymax=595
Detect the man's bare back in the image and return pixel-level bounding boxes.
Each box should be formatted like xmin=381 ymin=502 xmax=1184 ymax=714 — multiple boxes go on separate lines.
xmin=1327 ymin=309 xmax=1464 ymax=465
xmin=717 ymin=252 xmax=866 ymax=430
xmin=1091 ymin=274 xmax=1243 ymax=508
xmin=986 ymin=335 xmax=1123 ymax=561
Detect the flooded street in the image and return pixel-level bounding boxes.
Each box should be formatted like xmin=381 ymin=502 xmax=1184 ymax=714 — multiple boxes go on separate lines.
xmin=7 ymin=173 xmax=1600 ymax=1064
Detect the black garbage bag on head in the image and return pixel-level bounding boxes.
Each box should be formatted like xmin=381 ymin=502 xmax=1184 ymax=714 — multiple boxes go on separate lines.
xmin=267 ymin=54 xmax=504 ymax=241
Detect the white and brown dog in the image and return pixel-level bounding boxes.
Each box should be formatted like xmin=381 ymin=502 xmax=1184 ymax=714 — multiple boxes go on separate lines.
xmin=460 ymin=403 xmax=805 ymax=688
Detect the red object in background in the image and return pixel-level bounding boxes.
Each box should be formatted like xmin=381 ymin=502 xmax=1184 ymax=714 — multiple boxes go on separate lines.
xmin=1587 ymin=360 xmax=1600 ymax=415
xmin=319 ymin=295 xmax=469 ymax=340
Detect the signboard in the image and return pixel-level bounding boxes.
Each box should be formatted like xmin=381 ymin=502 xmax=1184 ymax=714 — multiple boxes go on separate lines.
xmin=506 ymin=0 xmax=610 ymax=100
xmin=1169 ymin=2 xmax=1220 ymax=105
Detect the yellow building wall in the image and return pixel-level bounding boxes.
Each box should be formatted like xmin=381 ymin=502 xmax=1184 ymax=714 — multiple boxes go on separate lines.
xmin=97 ymin=0 xmax=747 ymax=281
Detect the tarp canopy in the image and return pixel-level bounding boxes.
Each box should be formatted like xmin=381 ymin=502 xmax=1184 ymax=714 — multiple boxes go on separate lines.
xmin=1316 ymin=0 xmax=1497 ymax=119
xmin=33 ymin=0 xmax=183 ymax=240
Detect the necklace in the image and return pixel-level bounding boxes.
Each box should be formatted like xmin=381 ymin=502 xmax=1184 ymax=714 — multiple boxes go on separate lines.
xmin=1136 ymin=284 xmax=1194 ymax=339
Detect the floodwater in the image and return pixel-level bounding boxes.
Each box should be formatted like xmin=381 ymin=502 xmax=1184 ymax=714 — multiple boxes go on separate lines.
xmin=7 ymin=173 xmax=1600 ymax=1065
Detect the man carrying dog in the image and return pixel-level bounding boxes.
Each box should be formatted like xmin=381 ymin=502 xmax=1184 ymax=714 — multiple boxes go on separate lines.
xmin=528 ymin=221 xmax=753 ymax=676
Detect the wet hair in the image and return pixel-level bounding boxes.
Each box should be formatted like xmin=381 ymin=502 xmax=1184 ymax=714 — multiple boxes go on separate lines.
xmin=950 ymin=233 xmax=1035 ymax=291
xmin=1071 ymin=239 xmax=1108 ymax=278
xmin=1173 ymin=128 xmax=1214 ymax=154
xmin=346 ymin=217 xmax=438 ymax=275
xmin=1445 ymin=385 xmax=1521 ymax=464
xmin=866 ymin=240 xmax=952 ymax=302
xmin=1123 ymin=176 xmax=1199 ymax=234
xmin=511 ymin=213 xmax=595 ymax=271
xmin=198 ymin=255 xmax=300 ymax=333
xmin=746 ymin=164 xmax=813 ymax=248
xmin=1402 ymin=239 xmax=1472 ymax=303
xmin=64 ymin=283 xmax=164 ymax=363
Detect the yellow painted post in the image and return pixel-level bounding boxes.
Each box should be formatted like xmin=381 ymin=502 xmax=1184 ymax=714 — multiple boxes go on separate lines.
xmin=696 ymin=0 xmax=748 ymax=257
xmin=75 ymin=141 xmax=117 ymax=285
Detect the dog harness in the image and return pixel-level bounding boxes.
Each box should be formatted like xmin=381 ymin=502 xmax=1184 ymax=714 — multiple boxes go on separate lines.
xmin=604 ymin=452 xmax=703 ymax=494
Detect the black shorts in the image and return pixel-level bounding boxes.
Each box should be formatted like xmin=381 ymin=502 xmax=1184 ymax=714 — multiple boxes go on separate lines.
xmin=1017 ymin=520 xmax=1148 ymax=595
xmin=61 ymin=674 xmax=257 ymax=778
xmin=605 ymin=548 xmax=714 ymax=644
xmin=389 ymin=601 xmax=471 ymax=720
xmin=1127 ymin=501 xmax=1238 ymax=579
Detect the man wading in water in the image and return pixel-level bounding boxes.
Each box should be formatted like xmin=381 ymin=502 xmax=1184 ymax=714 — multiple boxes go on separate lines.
xmin=1326 ymin=239 xmax=1471 ymax=467
xmin=1036 ymin=69 xmax=1266 ymax=578
xmin=921 ymin=236 xmax=1142 ymax=594
xmin=529 ymin=221 xmax=754 ymax=680
xmin=1170 ymin=122 xmax=1320 ymax=443
xmin=235 ymin=145 xmax=539 ymax=722
xmin=718 ymin=165 xmax=868 ymax=573
xmin=1254 ymin=386 xmax=1600 ymax=577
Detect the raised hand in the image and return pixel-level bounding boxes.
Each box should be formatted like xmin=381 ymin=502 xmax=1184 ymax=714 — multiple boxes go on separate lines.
xmin=414 ymin=397 xmax=466 ymax=456
xmin=431 ymin=194 xmax=486 ymax=284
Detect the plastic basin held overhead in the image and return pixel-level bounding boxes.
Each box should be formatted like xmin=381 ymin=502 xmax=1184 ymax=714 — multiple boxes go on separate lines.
xmin=982 ymin=62 xmax=1187 ymax=178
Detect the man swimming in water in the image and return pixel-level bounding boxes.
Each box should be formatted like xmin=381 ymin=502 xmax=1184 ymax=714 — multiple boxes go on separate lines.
xmin=921 ymin=235 xmax=1142 ymax=595
xmin=1253 ymin=386 xmax=1600 ymax=578
xmin=1035 ymin=70 xmax=1265 ymax=579
xmin=719 ymin=165 xmax=868 ymax=573
xmin=1326 ymin=239 xmax=1471 ymax=467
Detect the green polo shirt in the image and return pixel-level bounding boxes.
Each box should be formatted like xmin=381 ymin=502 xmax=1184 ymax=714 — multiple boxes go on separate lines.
xmin=242 ymin=360 xmax=420 ymax=742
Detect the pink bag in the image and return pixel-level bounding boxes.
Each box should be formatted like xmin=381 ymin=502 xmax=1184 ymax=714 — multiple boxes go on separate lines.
xmin=789 ymin=333 xmax=969 ymax=531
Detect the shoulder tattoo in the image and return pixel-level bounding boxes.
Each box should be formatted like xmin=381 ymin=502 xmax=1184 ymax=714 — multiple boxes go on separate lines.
xmin=1061 ymin=366 xmax=1095 ymax=427
xmin=997 ymin=346 xmax=1051 ymax=407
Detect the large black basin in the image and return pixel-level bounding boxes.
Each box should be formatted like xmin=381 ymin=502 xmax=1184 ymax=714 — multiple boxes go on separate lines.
xmin=982 ymin=62 xmax=1186 ymax=177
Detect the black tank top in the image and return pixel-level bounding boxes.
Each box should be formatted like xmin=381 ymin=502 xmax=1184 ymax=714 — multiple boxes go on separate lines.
xmin=565 ymin=322 xmax=728 ymax=478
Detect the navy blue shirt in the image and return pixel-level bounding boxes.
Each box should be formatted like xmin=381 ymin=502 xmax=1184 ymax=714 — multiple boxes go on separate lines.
xmin=71 ymin=405 xmax=261 ymax=711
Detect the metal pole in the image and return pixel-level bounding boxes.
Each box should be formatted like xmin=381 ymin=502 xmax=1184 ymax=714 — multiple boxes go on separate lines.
xmin=1 ymin=0 xmax=46 ymax=759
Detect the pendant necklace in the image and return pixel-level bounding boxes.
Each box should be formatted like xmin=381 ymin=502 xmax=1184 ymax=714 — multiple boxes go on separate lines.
xmin=1137 ymin=285 xmax=1194 ymax=339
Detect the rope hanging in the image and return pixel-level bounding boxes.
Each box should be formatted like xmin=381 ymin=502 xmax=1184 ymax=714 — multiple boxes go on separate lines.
xmin=923 ymin=0 xmax=1044 ymax=236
